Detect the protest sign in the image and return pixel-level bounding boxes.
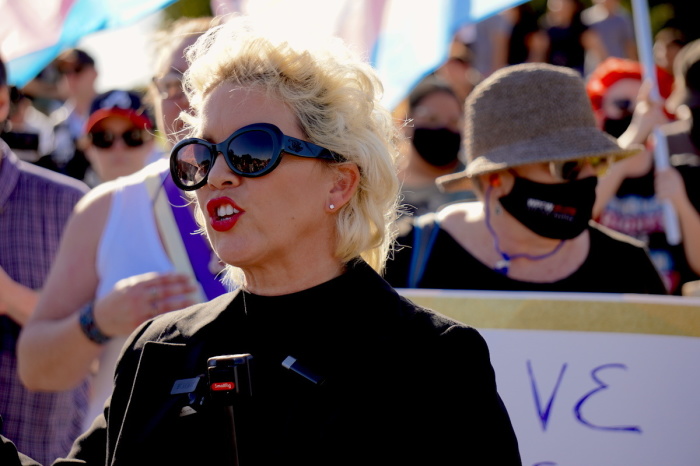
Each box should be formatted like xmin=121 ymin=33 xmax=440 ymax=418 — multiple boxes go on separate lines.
xmin=401 ymin=290 xmax=700 ymax=466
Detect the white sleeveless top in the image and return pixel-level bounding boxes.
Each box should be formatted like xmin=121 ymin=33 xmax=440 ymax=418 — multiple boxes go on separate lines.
xmin=85 ymin=159 xmax=174 ymax=431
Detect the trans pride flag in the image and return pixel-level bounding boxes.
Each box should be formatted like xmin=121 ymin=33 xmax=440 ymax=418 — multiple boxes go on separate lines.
xmin=212 ymin=0 xmax=529 ymax=109
xmin=0 ymin=0 xmax=175 ymax=88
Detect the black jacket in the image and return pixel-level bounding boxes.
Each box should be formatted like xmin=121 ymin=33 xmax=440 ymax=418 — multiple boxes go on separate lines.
xmin=42 ymin=260 xmax=520 ymax=465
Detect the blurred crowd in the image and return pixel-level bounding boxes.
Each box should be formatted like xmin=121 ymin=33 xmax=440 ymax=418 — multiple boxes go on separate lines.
xmin=0 ymin=0 xmax=699 ymax=463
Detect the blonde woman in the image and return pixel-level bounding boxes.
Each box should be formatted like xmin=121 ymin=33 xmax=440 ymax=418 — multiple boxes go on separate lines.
xmin=18 ymin=15 xmax=522 ymax=466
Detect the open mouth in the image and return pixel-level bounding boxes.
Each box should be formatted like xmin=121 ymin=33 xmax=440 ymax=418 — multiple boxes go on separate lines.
xmin=216 ymin=203 xmax=240 ymax=221
xmin=207 ymin=197 xmax=243 ymax=232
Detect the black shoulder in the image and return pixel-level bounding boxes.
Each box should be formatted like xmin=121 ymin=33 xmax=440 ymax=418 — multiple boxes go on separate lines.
xmin=129 ymin=292 xmax=237 ymax=350
xmin=589 ymin=221 xmax=646 ymax=249
xmin=587 ymin=222 xmax=667 ymax=294
xmin=394 ymin=293 xmax=484 ymax=344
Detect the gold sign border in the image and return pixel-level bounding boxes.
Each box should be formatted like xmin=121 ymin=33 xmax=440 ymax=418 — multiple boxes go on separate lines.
xmin=400 ymin=290 xmax=700 ymax=337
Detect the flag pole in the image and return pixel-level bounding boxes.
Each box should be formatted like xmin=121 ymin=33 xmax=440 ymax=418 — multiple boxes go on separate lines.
xmin=630 ymin=0 xmax=681 ymax=245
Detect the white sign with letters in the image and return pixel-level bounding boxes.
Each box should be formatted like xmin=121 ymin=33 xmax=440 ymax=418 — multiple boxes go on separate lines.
xmin=484 ymin=329 xmax=700 ymax=466
xmin=401 ymin=290 xmax=700 ymax=466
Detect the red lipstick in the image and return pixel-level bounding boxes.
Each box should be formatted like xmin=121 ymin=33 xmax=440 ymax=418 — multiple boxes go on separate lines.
xmin=206 ymin=197 xmax=244 ymax=232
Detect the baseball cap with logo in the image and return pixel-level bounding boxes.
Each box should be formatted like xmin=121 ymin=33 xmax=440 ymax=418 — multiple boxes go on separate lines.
xmin=85 ymin=90 xmax=154 ymax=133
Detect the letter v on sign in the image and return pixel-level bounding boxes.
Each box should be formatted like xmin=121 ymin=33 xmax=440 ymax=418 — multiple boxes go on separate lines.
xmin=527 ymin=360 xmax=567 ymax=431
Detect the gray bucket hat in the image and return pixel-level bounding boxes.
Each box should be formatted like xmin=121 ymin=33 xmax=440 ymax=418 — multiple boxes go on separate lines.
xmin=437 ymin=63 xmax=641 ymax=192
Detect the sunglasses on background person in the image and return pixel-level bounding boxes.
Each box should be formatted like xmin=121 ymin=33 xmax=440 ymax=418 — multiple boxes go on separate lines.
xmin=89 ymin=128 xmax=150 ymax=149
xmin=153 ymin=71 xmax=185 ymax=101
xmin=549 ymin=157 xmax=609 ymax=182
xmin=170 ymin=123 xmax=345 ymax=191
xmin=612 ymin=98 xmax=635 ymax=113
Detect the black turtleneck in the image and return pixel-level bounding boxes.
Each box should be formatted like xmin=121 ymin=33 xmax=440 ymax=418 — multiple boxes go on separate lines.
xmin=61 ymin=260 xmax=521 ymax=466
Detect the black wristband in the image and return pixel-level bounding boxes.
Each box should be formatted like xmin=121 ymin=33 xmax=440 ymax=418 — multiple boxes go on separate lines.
xmin=78 ymin=303 xmax=111 ymax=345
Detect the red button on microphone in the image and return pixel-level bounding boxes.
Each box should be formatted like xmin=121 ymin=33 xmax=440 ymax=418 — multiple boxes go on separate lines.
xmin=211 ymin=382 xmax=235 ymax=391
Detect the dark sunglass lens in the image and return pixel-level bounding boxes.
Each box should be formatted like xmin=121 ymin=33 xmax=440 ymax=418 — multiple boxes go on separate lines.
xmin=614 ymin=99 xmax=633 ymax=112
xmin=228 ymin=130 xmax=275 ymax=175
xmin=560 ymin=161 xmax=582 ymax=181
xmin=176 ymin=143 xmax=212 ymax=187
xmin=123 ymin=129 xmax=145 ymax=147
xmin=551 ymin=160 xmax=582 ymax=181
xmin=90 ymin=132 xmax=113 ymax=149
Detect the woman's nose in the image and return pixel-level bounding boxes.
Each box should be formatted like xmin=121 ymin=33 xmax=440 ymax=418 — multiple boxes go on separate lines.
xmin=207 ymin=152 xmax=242 ymax=189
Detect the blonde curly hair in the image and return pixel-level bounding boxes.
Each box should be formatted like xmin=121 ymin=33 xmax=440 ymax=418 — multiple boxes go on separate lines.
xmin=180 ymin=15 xmax=400 ymax=282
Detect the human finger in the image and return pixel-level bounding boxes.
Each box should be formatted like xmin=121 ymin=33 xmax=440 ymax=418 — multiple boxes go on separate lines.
xmin=146 ymin=278 xmax=198 ymax=301
xmin=151 ymin=296 xmax=198 ymax=316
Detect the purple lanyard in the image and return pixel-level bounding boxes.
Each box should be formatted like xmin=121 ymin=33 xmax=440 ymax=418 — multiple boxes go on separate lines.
xmin=163 ymin=173 xmax=227 ymax=300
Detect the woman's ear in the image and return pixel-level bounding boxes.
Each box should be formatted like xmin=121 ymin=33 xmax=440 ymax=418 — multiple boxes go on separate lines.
xmin=475 ymin=171 xmax=507 ymax=198
xmin=327 ymin=163 xmax=360 ymax=212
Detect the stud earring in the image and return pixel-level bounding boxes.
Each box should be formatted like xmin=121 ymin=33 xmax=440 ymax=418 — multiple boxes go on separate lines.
xmin=329 ymin=204 xmax=335 ymax=210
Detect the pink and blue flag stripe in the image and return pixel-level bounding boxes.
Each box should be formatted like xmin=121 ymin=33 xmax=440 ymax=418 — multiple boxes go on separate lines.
xmin=214 ymin=0 xmax=528 ymax=109
xmin=1 ymin=0 xmax=175 ymax=88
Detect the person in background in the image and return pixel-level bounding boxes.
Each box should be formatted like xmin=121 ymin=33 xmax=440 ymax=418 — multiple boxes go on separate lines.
xmin=433 ymin=39 xmax=480 ymax=105
xmin=582 ymin=0 xmax=637 ymax=62
xmin=398 ymin=77 xmax=472 ymax=217
xmin=384 ymin=63 xmax=666 ymax=294
xmin=503 ymin=3 xmax=542 ymax=66
xmin=531 ymin=0 xmax=608 ymax=76
xmin=658 ymin=39 xmax=700 ymax=292
xmin=81 ymin=90 xmax=158 ymax=186
xmin=17 ymin=17 xmax=226 ymax=434
xmin=0 ymin=54 xmax=90 ymax=466
xmin=13 ymin=15 xmax=521 ymax=465
xmin=587 ymin=55 xmax=700 ymax=294
xmin=586 ymin=57 xmax=645 ymax=138
xmin=44 ymin=49 xmax=98 ymax=181
xmin=456 ymin=13 xmax=511 ymax=78
xmin=20 ymin=61 xmax=68 ymax=116
xmin=654 ymin=27 xmax=688 ymax=97
xmin=1 ymin=86 xmax=55 ymax=163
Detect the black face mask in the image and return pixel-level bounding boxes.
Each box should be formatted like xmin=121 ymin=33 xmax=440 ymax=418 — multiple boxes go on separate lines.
xmin=498 ymin=175 xmax=598 ymax=240
xmin=602 ymin=114 xmax=634 ymax=138
xmin=412 ymin=127 xmax=461 ymax=167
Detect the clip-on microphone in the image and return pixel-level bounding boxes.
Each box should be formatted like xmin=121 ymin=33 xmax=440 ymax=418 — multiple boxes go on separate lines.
xmin=207 ymin=354 xmax=253 ymax=466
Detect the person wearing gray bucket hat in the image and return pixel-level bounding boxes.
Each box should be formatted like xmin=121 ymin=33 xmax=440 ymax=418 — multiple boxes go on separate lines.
xmin=384 ymin=63 xmax=666 ymax=294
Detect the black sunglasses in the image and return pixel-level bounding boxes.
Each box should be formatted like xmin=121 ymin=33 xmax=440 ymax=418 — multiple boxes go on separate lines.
xmin=89 ymin=129 xmax=148 ymax=149
xmin=549 ymin=157 xmax=609 ymax=181
xmin=612 ymin=98 xmax=635 ymax=113
xmin=170 ymin=122 xmax=345 ymax=191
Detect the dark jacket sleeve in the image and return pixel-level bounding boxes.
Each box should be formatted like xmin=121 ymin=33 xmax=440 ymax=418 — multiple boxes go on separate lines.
xmin=432 ymin=324 xmax=522 ymax=465
xmin=589 ymin=223 xmax=668 ymax=294
xmin=0 ymin=427 xmax=41 ymax=466
xmin=52 ymin=319 xmax=159 ymax=465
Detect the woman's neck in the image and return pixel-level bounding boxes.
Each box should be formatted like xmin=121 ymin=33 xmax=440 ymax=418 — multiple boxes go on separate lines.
xmin=440 ymin=200 xmax=590 ymax=283
xmin=242 ymin=258 xmax=345 ymax=296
